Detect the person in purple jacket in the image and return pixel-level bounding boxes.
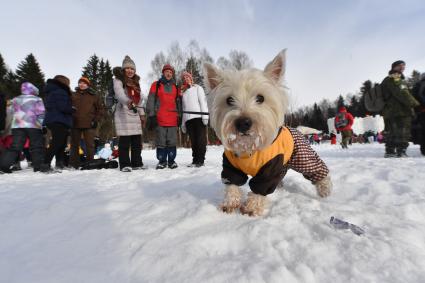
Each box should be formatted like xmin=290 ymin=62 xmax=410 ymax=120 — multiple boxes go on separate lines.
xmin=0 ymin=82 xmax=47 ymax=173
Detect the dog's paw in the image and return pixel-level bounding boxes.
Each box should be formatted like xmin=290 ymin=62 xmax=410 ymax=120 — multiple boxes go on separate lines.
xmin=314 ymin=175 xmax=332 ymax=198
xmin=240 ymin=192 xmax=267 ymax=216
xmin=220 ymin=185 xmax=242 ymax=214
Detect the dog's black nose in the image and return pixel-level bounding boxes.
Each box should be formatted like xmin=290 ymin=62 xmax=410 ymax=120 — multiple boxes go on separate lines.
xmin=235 ymin=117 xmax=252 ymax=133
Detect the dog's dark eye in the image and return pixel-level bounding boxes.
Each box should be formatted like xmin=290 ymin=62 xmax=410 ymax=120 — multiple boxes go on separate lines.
xmin=226 ymin=96 xmax=235 ymax=106
xmin=256 ymin=94 xmax=264 ymax=104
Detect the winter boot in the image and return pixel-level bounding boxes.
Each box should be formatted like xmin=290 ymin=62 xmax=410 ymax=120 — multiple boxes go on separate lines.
xmin=384 ymin=148 xmax=396 ymax=158
xmin=156 ymin=162 xmax=167 ymax=169
xmin=168 ymin=161 xmax=178 ymax=169
xmin=396 ymin=148 xmax=408 ymax=158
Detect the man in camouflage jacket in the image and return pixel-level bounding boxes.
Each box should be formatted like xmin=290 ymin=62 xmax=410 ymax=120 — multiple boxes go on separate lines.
xmin=381 ymin=60 xmax=419 ymax=157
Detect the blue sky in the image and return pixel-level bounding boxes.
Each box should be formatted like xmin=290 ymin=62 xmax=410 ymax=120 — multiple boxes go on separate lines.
xmin=1 ymin=0 xmax=424 ymax=107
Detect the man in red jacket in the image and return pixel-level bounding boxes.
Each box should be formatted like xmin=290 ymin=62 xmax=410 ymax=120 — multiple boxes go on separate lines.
xmin=146 ymin=64 xmax=182 ymax=169
xmin=334 ymin=106 xmax=354 ymax=149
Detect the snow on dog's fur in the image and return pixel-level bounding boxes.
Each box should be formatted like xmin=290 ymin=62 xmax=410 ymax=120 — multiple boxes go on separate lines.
xmin=204 ymin=51 xmax=288 ymax=155
xmin=204 ymin=50 xmax=332 ymax=216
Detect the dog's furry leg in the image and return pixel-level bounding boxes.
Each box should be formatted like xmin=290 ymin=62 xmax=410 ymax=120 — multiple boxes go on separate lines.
xmin=313 ymin=175 xmax=332 ymax=197
xmin=240 ymin=192 xmax=267 ymax=216
xmin=220 ymin=185 xmax=243 ymax=213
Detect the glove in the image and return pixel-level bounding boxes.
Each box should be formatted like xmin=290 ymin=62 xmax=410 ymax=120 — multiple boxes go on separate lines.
xmin=202 ymin=119 xmax=209 ymax=126
xmin=128 ymin=101 xmax=137 ymax=114
xmin=91 ymin=121 xmax=98 ymax=129
xmin=181 ymin=123 xmax=187 ymax=134
xmin=42 ymin=126 xmax=47 ymax=135
xmin=72 ymin=106 xmax=77 ymax=113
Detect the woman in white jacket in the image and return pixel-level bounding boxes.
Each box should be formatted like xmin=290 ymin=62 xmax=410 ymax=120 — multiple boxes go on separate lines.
xmin=181 ymin=71 xmax=208 ymax=167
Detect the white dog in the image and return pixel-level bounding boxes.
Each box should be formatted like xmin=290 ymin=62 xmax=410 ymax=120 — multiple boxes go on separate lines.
xmin=203 ymin=50 xmax=332 ymax=216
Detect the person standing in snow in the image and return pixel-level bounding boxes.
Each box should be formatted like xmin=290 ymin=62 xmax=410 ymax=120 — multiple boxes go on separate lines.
xmin=43 ymin=75 xmax=74 ymax=169
xmin=146 ymin=64 xmax=182 ymax=169
xmin=334 ymin=106 xmax=354 ymax=149
xmin=381 ymin=61 xmax=419 ymax=157
xmin=0 ymin=82 xmax=48 ymax=173
xmin=0 ymin=90 xmax=6 ymax=136
xmin=113 ymin=56 xmax=145 ymax=172
xmin=180 ymin=71 xmax=208 ymax=167
xmin=412 ymin=72 xmax=425 ymax=156
xmin=69 ymin=77 xmax=103 ymax=168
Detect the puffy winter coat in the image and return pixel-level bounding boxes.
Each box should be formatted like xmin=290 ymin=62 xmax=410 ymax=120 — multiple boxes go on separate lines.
xmin=181 ymin=84 xmax=208 ymax=127
xmin=43 ymin=79 xmax=73 ymax=128
xmin=11 ymin=93 xmax=45 ymax=129
xmin=72 ymin=87 xmax=103 ymax=129
xmin=113 ymin=76 xmax=144 ymax=136
xmin=334 ymin=107 xmax=354 ymax=131
xmin=146 ymin=78 xmax=181 ymax=127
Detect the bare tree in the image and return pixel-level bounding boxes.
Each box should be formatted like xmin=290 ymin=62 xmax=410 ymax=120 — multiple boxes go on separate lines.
xmin=229 ymin=50 xmax=253 ymax=70
xmin=147 ymin=51 xmax=166 ymax=83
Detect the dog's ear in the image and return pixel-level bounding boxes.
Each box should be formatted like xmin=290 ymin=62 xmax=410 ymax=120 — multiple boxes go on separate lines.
xmin=264 ymin=49 xmax=286 ymax=83
xmin=203 ymin=63 xmax=223 ymax=92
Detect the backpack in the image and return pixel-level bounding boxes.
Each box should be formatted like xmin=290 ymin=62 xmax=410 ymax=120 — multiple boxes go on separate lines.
xmin=335 ymin=112 xmax=348 ymax=129
xmin=104 ymin=80 xmax=117 ymax=114
xmin=365 ymin=83 xmax=385 ymax=112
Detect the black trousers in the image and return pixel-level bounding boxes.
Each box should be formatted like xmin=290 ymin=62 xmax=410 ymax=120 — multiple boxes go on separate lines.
xmin=186 ymin=118 xmax=207 ymax=164
xmin=118 ymin=135 xmax=142 ymax=169
xmin=0 ymin=128 xmax=44 ymax=171
xmin=45 ymin=123 xmax=69 ymax=166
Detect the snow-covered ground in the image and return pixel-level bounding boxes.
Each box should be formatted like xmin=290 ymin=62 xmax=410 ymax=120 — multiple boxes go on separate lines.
xmin=1 ymin=143 xmax=424 ymax=283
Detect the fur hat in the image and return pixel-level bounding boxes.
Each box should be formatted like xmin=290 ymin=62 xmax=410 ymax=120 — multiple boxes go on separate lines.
xmin=54 ymin=75 xmax=70 ymax=87
xmin=391 ymin=60 xmax=405 ymax=70
xmin=162 ymin=64 xmax=174 ymax=74
xmin=122 ymin=55 xmax=136 ymax=71
xmin=78 ymin=77 xmax=90 ymax=86
xmin=181 ymin=71 xmax=193 ymax=82
xmin=21 ymin=82 xmax=39 ymax=96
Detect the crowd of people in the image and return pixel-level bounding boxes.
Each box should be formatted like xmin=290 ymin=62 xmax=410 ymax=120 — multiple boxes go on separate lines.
xmin=0 ymin=55 xmax=209 ymax=173
xmin=0 ymin=58 xmax=424 ymax=174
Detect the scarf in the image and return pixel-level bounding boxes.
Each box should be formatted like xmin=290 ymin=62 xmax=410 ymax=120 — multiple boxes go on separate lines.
xmin=124 ymin=76 xmax=141 ymax=104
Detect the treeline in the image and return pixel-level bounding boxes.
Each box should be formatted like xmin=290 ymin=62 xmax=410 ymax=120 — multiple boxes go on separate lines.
xmin=285 ymin=70 xmax=422 ymax=132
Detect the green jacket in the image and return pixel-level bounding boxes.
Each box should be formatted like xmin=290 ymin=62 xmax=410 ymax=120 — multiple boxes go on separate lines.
xmin=381 ymin=74 xmax=419 ymax=118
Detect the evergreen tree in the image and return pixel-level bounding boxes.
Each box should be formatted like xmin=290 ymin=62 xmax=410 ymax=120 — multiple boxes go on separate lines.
xmin=407 ymin=70 xmax=421 ymax=90
xmin=310 ymin=103 xmax=327 ymax=131
xmin=336 ymin=95 xmax=345 ymax=110
xmin=327 ymin=106 xmax=336 ymax=119
xmin=15 ymin=53 xmax=45 ymax=97
xmin=0 ymin=53 xmax=7 ymax=82
xmin=82 ymin=54 xmax=100 ymax=91
xmin=3 ymin=70 xmax=20 ymax=98
xmin=97 ymin=59 xmax=114 ymax=141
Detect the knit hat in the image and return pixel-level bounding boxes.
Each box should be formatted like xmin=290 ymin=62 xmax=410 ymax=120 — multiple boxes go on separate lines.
xmin=21 ymin=82 xmax=39 ymax=96
xmin=181 ymin=71 xmax=193 ymax=82
xmin=54 ymin=75 xmax=70 ymax=87
xmin=122 ymin=55 xmax=136 ymax=71
xmin=162 ymin=64 xmax=174 ymax=74
xmin=391 ymin=60 xmax=405 ymax=70
xmin=78 ymin=76 xmax=90 ymax=86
